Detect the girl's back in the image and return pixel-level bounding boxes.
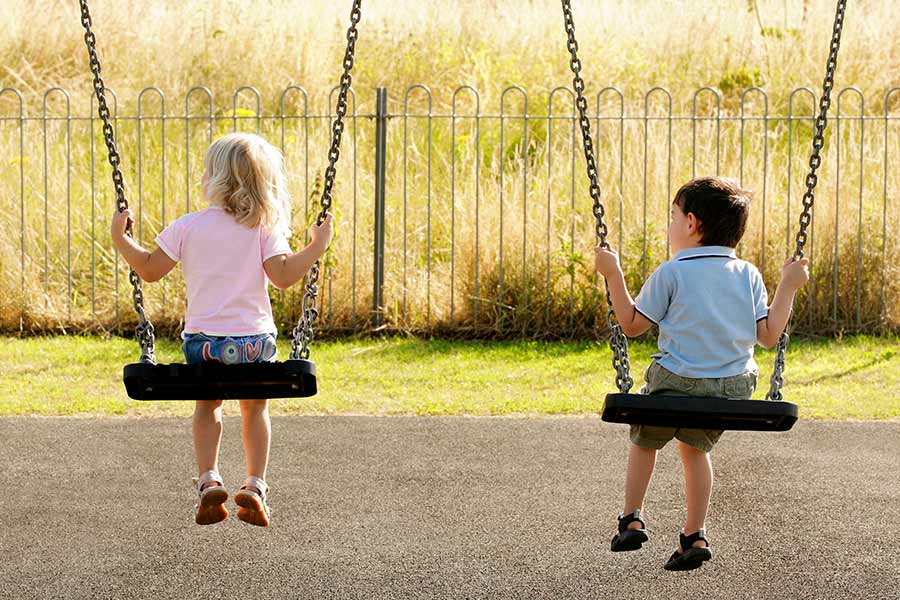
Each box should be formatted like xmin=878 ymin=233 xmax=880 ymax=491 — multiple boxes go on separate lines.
xmin=156 ymin=205 xmax=290 ymax=337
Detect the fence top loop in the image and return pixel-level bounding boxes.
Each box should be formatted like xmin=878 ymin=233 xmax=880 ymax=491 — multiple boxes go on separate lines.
xmin=328 ymin=84 xmax=357 ymax=114
xmin=137 ymin=86 xmax=166 ymax=116
xmin=232 ymin=86 xmax=262 ymax=132
xmin=597 ymin=86 xmax=624 ymax=117
xmin=884 ymin=87 xmax=900 ymax=116
xmin=232 ymin=85 xmax=262 ymax=104
xmin=836 ymin=86 xmax=865 ymax=113
xmin=279 ymin=85 xmax=309 ymax=115
xmin=643 ymin=86 xmax=672 ymax=114
xmin=42 ymin=87 xmax=71 ymax=115
xmin=231 ymin=85 xmax=262 ymax=110
xmin=692 ymin=86 xmax=722 ymax=116
xmin=451 ymin=85 xmax=480 ymax=114
xmin=548 ymin=86 xmax=576 ymax=113
xmin=500 ymin=85 xmax=528 ymax=114
xmin=0 ymin=88 xmax=24 ymax=115
xmin=90 ymin=87 xmax=118 ymax=114
xmin=788 ymin=87 xmax=817 ymax=114
xmin=739 ymin=86 xmax=769 ymax=115
xmin=185 ymin=86 xmax=213 ymax=115
xmin=403 ymin=84 xmax=433 ymax=113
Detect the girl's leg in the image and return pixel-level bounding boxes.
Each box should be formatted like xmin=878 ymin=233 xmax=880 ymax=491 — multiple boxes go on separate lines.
xmin=679 ymin=441 xmax=713 ymax=548
xmin=238 ymin=399 xmax=271 ymax=485
xmin=193 ymin=399 xmax=224 ymax=482
xmin=623 ymin=443 xmax=657 ymax=529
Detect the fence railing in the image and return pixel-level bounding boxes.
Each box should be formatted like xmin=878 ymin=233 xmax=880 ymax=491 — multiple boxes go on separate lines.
xmin=1 ymin=84 xmax=898 ymax=337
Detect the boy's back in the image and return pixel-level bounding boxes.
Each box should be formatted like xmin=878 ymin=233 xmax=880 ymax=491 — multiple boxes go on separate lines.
xmin=635 ymin=245 xmax=768 ymax=379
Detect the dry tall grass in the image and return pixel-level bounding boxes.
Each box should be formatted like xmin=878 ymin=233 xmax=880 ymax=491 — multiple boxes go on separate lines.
xmin=1 ymin=0 xmax=898 ymax=337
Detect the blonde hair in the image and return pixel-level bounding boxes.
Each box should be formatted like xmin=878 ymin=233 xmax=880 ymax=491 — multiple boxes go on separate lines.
xmin=202 ymin=133 xmax=291 ymax=237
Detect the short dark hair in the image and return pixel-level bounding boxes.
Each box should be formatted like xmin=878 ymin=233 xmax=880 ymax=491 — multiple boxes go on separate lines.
xmin=673 ymin=176 xmax=751 ymax=247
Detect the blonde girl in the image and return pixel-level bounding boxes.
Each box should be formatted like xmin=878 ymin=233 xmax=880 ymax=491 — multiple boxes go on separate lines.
xmin=111 ymin=133 xmax=334 ymax=527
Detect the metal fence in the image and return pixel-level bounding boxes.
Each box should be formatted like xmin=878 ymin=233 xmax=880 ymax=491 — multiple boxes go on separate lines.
xmin=1 ymin=84 xmax=898 ymax=337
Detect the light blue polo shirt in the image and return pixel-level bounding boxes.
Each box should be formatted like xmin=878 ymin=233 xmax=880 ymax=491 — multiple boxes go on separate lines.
xmin=634 ymin=245 xmax=768 ymax=379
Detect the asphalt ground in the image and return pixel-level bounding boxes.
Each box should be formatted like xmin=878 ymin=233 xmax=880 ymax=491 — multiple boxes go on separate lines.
xmin=1 ymin=417 xmax=898 ymax=599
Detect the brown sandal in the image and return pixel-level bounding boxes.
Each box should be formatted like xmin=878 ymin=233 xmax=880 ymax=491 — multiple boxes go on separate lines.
xmin=234 ymin=476 xmax=270 ymax=527
xmin=194 ymin=470 xmax=228 ymax=525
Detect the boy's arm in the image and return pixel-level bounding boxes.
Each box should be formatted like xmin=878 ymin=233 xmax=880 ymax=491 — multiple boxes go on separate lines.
xmin=595 ymin=246 xmax=653 ymax=337
xmin=757 ymin=258 xmax=810 ymax=349
xmin=264 ymin=213 xmax=334 ymax=290
xmin=605 ymin=269 xmax=654 ymax=337
xmin=111 ymin=209 xmax=176 ymax=283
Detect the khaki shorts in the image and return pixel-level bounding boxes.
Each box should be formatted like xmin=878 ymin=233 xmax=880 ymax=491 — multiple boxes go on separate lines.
xmin=630 ymin=361 xmax=758 ymax=453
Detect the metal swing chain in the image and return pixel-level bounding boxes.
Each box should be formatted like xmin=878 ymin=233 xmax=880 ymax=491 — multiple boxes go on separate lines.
xmin=767 ymin=0 xmax=846 ymax=401
xmin=562 ymin=0 xmax=633 ymax=393
xmin=79 ymin=0 xmax=156 ymax=364
xmin=290 ymin=0 xmax=362 ymax=361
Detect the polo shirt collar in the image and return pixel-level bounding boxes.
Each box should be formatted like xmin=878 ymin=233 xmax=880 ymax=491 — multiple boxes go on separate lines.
xmin=674 ymin=245 xmax=737 ymax=261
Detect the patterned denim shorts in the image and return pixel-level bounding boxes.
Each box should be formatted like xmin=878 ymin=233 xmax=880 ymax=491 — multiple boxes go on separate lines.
xmin=182 ymin=333 xmax=278 ymax=365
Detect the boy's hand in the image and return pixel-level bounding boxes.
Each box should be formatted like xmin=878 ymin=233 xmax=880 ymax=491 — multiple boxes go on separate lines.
xmin=309 ymin=212 xmax=335 ymax=250
xmin=594 ymin=244 xmax=622 ymax=278
xmin=110 ymin=208 xmax=134 ymax=240
xmin=780 ymin=257 xmax=810 ymax=292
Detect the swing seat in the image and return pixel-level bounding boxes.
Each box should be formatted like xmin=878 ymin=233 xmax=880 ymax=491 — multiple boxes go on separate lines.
xmin=123 ymin=360 xmax=317 ymax=401
xmin=601 ymin=393 xmax=798 ymax=432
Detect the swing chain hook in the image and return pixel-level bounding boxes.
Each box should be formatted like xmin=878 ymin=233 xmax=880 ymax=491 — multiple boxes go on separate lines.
xmin=291 ymin=0 xmax=362 ymax=360
xmin=79 ymin=0 xmax=156 ymax=364
xmin=767 ymin=0 xmax=845 ymax=402
xmin=562 ymin=0 xmax=633 ymax=393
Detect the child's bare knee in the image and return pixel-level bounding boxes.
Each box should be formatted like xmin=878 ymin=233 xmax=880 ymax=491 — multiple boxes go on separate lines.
xmin=678 ymin=441 xmax=707 ymax=456
xmin=195 ymin=399 xmax=224 ymax=412
xmin=239 ymin=399 xmax=269 ymax=414
xmin=632 ymin=443 xmax=657 ymax=455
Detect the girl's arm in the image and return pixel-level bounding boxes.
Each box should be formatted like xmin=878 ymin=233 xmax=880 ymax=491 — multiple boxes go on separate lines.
xmin=264 ymin=213 xmax=334 ymax=290
xmin=595 ymin=246 xmax=654 ymax=337
xmin=110 ymin=209 xmax=176 ymax=282
xmin=757 ymin=258 xmax=810 ymax=348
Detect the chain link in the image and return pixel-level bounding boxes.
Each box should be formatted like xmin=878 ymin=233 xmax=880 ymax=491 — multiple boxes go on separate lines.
xmin=79 ymin=0 xmax=156 ymax=364
xmin=291 ymin=0 xmax=362 ymax=360
xmin=561 ymin=0 xmax=633 ymax=392
xmin=767 ymin=0 xmax=846 ymax=401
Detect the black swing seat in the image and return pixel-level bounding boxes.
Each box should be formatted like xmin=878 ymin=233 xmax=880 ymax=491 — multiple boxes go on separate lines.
xmin=123 ymin=360 xmax=317 ymax=401
xmin=601 ymin=393 xmax=798 ymax=432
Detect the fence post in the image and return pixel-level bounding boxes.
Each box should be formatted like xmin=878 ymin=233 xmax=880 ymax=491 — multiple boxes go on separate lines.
xmin=373 ymin=87 xmax=388 ymax=326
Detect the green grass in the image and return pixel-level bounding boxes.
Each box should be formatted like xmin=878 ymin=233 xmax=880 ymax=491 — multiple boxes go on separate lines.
xmin=0 ymin=334 xmax=897 ymax=419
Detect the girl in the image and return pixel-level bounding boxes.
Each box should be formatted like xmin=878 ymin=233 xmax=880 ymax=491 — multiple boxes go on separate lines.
xmin=111 ymin=133 xmax=334 ymax=527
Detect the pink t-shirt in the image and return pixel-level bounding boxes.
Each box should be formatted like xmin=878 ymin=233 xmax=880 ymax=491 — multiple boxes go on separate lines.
xmin=155 ymin=206 xmax=292 ymax=337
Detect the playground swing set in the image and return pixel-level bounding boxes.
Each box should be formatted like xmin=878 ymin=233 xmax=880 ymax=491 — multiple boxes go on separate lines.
xmin=77 ymin=0 xmax=847 ymax=433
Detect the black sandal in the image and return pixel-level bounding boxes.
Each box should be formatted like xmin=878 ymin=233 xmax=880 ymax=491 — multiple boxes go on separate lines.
xmin=664 ymin=529 xmax=712 ymax=571
xmin=610 ymin=510 xmax=649 ymax=552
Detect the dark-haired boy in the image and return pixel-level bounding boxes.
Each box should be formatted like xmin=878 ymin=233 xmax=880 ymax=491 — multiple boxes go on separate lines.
xmin=594 ymin=176 xmax=809 ymax=571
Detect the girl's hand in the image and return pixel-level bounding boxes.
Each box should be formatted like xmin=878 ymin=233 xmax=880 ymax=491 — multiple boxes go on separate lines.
xmin=111 ymin=208 xmax=134 ymax=240
xmin=780 ymin=257 xmax=810 ymax=291
xmin=309 ymin=212 xmax=335 ymax=250
xmin=594 ymin=245 xmax=622 ymax=277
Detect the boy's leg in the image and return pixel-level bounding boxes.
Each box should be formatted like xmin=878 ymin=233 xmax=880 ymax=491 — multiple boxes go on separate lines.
xmin=678 ymin=441 xmax=712 ymax=548
xmin=624 ymin=442 xmax=657 ymax=527
xmin=238 ymin=399 xmax=271 ymax=483
xmin=193 ymin=399 xmax=224 ymax=480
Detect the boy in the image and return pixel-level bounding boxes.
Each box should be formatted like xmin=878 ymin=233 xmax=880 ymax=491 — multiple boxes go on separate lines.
xmin=594 ymin=176 xmax=809 ymax=571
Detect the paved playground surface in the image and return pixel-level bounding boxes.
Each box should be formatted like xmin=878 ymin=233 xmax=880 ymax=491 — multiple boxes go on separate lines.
xmin=2 ymin=416 xmax=898 ymax=599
